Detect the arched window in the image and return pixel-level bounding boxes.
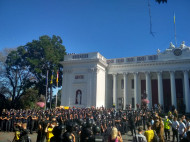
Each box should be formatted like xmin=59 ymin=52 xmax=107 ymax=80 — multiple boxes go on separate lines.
xmin=75 ymin=90 xmax=82 ymax=104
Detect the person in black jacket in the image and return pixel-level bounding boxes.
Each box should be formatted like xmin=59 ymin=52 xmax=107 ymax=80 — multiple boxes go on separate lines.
xmin=20 ymin=123 xmax=30 ymax=142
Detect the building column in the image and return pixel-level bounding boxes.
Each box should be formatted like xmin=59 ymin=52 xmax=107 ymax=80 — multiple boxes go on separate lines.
xmin=170 ymin=71 xmax=177 ymax=108
xmin=113 ymin=74 xmax=117 ymax=109
xmin=134 ymin=72 xmax=138 ymax=110
xmin=123 ymin=73 xmax=128 ymax=110
xmin=183 ymin=70 xmax=190 ymax=113
xmin=145 ymin=72 xmax=152 ymax=109
xmin=157 ymin=71 xmax=164 ymax=107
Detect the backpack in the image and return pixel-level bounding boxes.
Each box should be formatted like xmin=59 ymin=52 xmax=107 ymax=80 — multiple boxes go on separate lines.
xmin=153 ymin=130 xmax=160 ymax=142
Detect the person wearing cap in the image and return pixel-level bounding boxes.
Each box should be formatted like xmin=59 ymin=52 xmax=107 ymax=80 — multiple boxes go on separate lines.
xmin=132 ymin=127 xmax=147 ymax=142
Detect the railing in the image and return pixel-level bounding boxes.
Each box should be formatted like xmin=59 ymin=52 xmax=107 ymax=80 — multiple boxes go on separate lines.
xmin=106 ymin=55 xmax=158 ymax=64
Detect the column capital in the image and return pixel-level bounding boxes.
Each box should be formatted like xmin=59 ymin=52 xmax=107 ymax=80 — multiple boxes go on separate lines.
xmin=157 ymin=71 xmax=162 ymax=76
xmin=123 ymin=72 xmax=129 ymax=76
xmin=183 ymin=70 xmax=189 ymax=73
xmin=169 ymin=70 xmax=175 ymax=74
xmin=145 ymin=71 xmax=151 ymax=75
xmin=112 ymin=73 xmax=117 ymax=76
xmin=133 ymin=72 xmax=138 ymax=75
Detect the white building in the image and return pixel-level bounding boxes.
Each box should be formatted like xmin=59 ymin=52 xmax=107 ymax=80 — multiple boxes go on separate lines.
xmin=61 ymin=41 xmax=190 ymax=112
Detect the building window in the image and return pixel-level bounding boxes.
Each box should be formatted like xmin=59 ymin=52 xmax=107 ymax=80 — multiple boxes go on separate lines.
xmin=121 ymin=79 xmax=124 ymax=89
xmin=131 ymin=79 xmax=134 ymax=89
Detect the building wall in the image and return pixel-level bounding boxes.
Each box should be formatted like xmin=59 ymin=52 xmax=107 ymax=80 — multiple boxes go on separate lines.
xmin=61 ymin=44 xmax=190 ymax=112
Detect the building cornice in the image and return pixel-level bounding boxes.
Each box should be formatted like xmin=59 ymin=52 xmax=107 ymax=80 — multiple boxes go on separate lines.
xmin=60 ymin=58 xmax=108 ymax=68
xmin=108 ymin=59 xmax=190 ymax=69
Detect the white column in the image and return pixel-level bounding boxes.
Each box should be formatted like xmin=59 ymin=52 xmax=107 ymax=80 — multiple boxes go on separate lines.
xmin=113 ymin=74 xmax=117 ymax=109
xmin=145 ymin=72 xmax=152 ymax=109
xmin=170 ymin=71 xmax=177 ymax=108
xmin=157 ymin=71 xmax=164 ymax=107
xmin=123 ymin=73 xmax=128 ymax=110
xmin=183 ymin=70 xmax=190 ymax=113
xmin=134 ymin=72 xmax=138 ymax=110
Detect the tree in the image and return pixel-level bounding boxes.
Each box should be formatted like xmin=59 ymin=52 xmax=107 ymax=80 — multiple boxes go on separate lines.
xmin=20 ymin=88 xmax=38 ymax=109
xmin=23 ymin=35 xmax=66 ymax=95
xmin=2 ymin=47 xmax=35 ymax=108
xmin=0 ymin=35 xmax=66 ymax=109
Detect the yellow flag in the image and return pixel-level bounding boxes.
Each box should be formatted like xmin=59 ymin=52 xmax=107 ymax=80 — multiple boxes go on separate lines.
xmin=56 ymin=71 xmax=59 ymax=84
xmin=50 ymin=71 xmax=53 ymax=84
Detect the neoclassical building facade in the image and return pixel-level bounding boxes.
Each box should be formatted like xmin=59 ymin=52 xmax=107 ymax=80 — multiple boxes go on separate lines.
xmin=61 ymin=42 xmax=190 ymax=112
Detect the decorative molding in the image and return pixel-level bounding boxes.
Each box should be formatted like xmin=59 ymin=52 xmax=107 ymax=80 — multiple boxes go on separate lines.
xmin=63 ymin=69 xmax=73 ymax=74
xmin=108 ymin=59 xmax=190 ymax=69
xmin=88 ymin=67 xmax=100 ymax=73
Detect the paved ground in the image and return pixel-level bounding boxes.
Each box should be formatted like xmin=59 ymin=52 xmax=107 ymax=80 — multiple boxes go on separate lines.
xmin=0 ymin=131 xmax=132 ymax=142
xmin=0 ymin=130 xmax=175 ymax=142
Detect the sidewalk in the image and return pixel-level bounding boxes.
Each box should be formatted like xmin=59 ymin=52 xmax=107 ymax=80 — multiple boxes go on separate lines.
xmin=0 ymin=131 xmax=132 ymax=142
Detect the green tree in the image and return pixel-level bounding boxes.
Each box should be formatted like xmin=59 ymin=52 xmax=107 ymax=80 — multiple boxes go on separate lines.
xmin=3 ymin=47 xmax=35 ymax=108
xmin=0 ymin=35 xmax=66 ymax=109
xmin=20 ymin=88 xmax=38 ymax=109
xmin=23 ymin=35 xmax=66 ymax=95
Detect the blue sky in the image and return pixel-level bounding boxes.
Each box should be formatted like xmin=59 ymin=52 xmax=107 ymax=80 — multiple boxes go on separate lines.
xmin=0 ymin=0 xmax=190 ymax=59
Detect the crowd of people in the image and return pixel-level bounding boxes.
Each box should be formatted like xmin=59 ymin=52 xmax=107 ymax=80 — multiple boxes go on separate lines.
xmin=0 ymin=106 xmax=190 ymax=142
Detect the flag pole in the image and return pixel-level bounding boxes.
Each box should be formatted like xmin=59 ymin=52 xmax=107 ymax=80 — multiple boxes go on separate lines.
xmin=56 ymin=83 xmax=58 ymax=108
xmin=174 ymin=12 xmax=177 ymax=46
xmin=50 ymin=71 xmax=54 ymax=109
xmin=56 ymin=71 xmax=58 ymax=108
xmin=45 ymin=70 xmax=48 ymax=110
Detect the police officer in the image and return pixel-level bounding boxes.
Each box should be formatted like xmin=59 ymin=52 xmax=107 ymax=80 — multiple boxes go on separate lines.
xmin=93 ymin=125 xmax=104 ymax=142
xmin=164 ymin=115 xmax=172 ymax=140
xmin=0 ymin=110 xmax=6 ymax=131
xmin=5 ymin=111 xmax=11 ymax=132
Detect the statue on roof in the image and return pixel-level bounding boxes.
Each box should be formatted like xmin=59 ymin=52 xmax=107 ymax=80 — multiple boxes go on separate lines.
xmin=157 ymin=49 xmax=160 ymax=54
xmin=169 ymin=42 xmax=175 ymax=49
xmin=180 ymin=41 xmax=186 ymax=49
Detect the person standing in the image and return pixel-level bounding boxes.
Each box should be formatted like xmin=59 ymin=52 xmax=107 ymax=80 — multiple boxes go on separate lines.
xmin=144 ymin=123 xmax=154 ymax=142
xmin=172 ymin=117 xmax=179 ymax=142
xmin=179 ymin=118 xmax=186 ymax=141
xmin=132 ymin=127 xmax=147 ymax=142
xmin=108 ymin=127 xmax=123 ymax=142
xmin=164 ymin=116 xmax=172 ymax=140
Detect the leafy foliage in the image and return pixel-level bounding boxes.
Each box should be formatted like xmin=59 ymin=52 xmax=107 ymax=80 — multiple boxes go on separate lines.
xmin=0 ymin=35 xmax=66 ymax=109
xmin=20 ymin=88 xmax=38 ymax=109
xmin=23 ymin=35 xmax=66 ymax=95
